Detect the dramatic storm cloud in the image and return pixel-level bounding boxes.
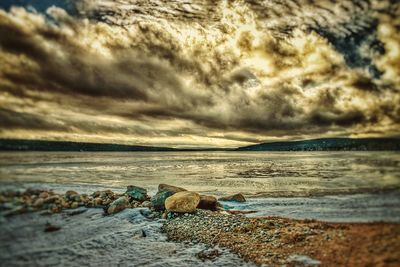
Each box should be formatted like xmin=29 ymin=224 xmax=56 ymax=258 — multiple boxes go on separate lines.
xmin=0 ymin=0 xmax=399 ymax=147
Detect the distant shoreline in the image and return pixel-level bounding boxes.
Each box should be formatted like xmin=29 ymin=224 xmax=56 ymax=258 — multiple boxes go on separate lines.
xmin=0 ymin=138 xmax=399 ymax=151
xmin=0 ymin=139 xmax=229 ymax=152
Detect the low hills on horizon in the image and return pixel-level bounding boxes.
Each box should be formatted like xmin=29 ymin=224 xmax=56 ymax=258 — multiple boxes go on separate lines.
xmin=0 ymin=138 xmax=399 ymax=152
xmin=236 ymin=137 xmax=400 ymax=151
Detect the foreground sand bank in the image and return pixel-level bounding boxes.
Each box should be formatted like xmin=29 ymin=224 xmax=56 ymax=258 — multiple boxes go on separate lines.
xmin=164 ymin=209 xmax=400 ymax=266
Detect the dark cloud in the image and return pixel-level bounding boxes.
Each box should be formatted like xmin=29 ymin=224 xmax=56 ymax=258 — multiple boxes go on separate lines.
xmin=0 ymin=108 xmax=68 ymax=131
xmin=310 ymin=110 xmax=367 ymax=127
xmin=0 ymin=0 xmax=399 ymax=147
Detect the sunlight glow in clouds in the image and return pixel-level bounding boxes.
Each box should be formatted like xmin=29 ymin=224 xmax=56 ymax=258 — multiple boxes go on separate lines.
xmin=0 ymin=0 xmax=399 ymax=147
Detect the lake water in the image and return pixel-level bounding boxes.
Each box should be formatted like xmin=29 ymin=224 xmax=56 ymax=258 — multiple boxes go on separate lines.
xmin=1 ymin=151 xmax=400 ymax=222
xmin=1 ymin=151 xmax=399 ymax=197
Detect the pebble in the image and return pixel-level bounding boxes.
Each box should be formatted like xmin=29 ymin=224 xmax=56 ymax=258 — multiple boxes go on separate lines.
xmin=66 ymin=207 xmax=88 ymax=216
xmin=70 ymin=202 xmax=79 ymax=209
xmin=94 ymin=197 xmax=103 ymax=206
xmin=196 ymin=248 xmax=221 ymax=261
xmin=65 ymin=190 xmax=78 ymax=199
xmin=141 ymin=200 xmax=152 ymax=208
xmin=43 ymin=196 xmax=60 ymax=204
xmin=33 ymin=198 xmax=44 ymax=207
xmin=44 ymin=222 xmax=61 ymax=233
xmin=39 ymin=192 xmax=49 ymax=199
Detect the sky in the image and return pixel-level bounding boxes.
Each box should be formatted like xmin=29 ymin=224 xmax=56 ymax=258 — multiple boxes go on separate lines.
xmin=0 ymin=0 xmax=399 ymax=148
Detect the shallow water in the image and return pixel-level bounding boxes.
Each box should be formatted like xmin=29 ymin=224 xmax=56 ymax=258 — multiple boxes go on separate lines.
xmin=0 ymin=208 xmax=254 ymax=267
xmin=225 ymin=191 xmax=400 ymax=223
xmin=0 ymin=151 xmax=399 ymax=196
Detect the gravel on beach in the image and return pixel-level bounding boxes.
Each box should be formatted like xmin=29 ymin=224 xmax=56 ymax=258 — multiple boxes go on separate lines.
xmin=2 ymin=187 xmax=400 ymax=266
xmin=162 ymin=209 xmax=400 ymax=266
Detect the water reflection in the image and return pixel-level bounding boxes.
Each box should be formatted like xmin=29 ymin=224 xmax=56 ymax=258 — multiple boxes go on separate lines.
xmin=0 ymin=151 xmax=399 ymax=196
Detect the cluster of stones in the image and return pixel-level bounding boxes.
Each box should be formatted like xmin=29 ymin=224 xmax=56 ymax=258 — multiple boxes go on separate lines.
xmin=0 ymin=184 xmax=246 ymax=217
xmin=0 ymin=189 xmax=91 ymax=216
xmin=0 ymin=188 xmax=142 ymax=216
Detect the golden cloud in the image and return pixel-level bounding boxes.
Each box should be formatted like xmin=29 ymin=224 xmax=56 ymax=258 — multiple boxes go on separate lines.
xmin=0 ymin=0 xmax=399 ymax=147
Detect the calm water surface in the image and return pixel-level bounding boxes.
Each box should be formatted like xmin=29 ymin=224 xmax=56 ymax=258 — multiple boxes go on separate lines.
xmin=0 ymin=151 xmax=399 ymax=197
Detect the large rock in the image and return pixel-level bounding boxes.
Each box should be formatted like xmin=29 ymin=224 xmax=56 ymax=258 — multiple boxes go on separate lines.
xmin=125 ymin=186 xmax=148 ymax=202
xmin=197 ymin=195 xmax=218 ymax=211
xmin=165 ymin=191 xmax=200 ymax=213
xmin=151 ymin=191 xmax=174 ymax=211
xmin=107 ymin=197 xmax=128 ymax=214
xmin=219 ymin=193 xmax=246 ymax=203
xmin=158 ymin=184 xmax=187 ymax=194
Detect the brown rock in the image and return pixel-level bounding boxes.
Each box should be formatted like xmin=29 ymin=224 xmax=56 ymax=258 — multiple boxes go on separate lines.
xmin=44 ymin=222 xmax=61 ymax=232
xmin=33 ymin=198 xmax=44 ymax=208
xmin=141 ymin=201 xmax=152 ymax=208
xmin=158 ymin=184 xmax=187 ymax=194
xmin=219 ymin=193 xmax=246 ymax=202
xmin=165 ymin=191 xmax=200 ymax=213
xmin=80 ymin=194 xmax=89 ymax=204
xmin=103 ymin=198 xmax=112 ymax=206
xmin=130 ymin=200 xmax=140 ymax=208
xmin=92 ymin=191 xmax=101 ymax=198
xmin=51 ymin=205 xmax=61 ymax=213
xmin=59 ymin=198 xmax=67 ymax=206
xmin=25 ymin=188 xmax=43 ymax=196
xmin=197 ymin=249 xmax=220 ymax=261
xmin=43 ymin=195 xmax=61 ymax=204
xmin=70 ymin=202 xmax=79 ymax=209
xmin=94 ymin=197 xmax=103 ymax=206
xmin=103 ymin=190 xmax=114 ymax=198
xmin=197 ymin=195 xmax=218 ymax=211
xmin=23 ymin=196 xmax=33 ymax=205
xmin=65 ymin=190 xmax=78 ymax=197
xmin=39 ymin=192 xmax=49 ymax=199
xmin=107 ymin=197 xmax=128 ymax=215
